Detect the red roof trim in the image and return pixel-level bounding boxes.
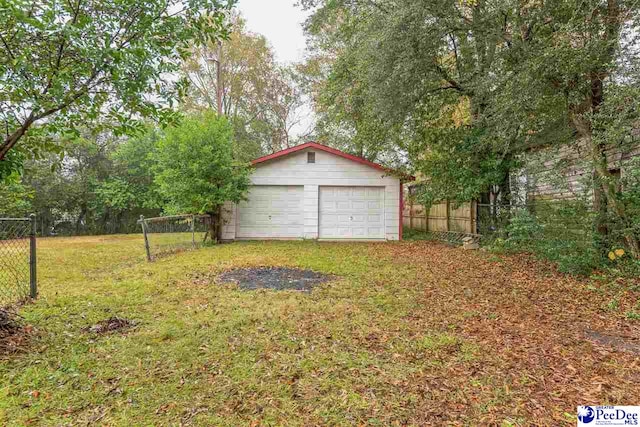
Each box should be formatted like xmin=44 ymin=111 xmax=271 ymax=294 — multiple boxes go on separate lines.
xmin=399 ymin=183 xmax=404 ymax=241
xmin=251 ymin=141 xmax=414 ymax=180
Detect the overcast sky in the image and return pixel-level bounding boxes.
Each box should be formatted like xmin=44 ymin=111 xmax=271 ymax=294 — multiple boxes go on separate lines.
xmin=236 ymin=1 xmax=315 ymax=138
xmin=236 ymin=0 xmax=310 ymax=64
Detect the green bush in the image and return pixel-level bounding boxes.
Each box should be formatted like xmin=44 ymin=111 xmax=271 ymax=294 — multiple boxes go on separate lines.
xmin=498 ymin=209 xmax=541 ymax=250
xmin=492 ymin=203 xmax=600 ymax=275
xmin=153 ymin=112 xmax=251 ymax=242
xmin=606 ymin=157 xmax=640 ymax=253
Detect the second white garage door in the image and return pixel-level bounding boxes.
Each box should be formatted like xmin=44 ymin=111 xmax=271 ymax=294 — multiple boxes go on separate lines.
xmin=319 ymin=186 xmax=385 ymax=239
xmin=236 ymin=185 xmax=304 ymax=238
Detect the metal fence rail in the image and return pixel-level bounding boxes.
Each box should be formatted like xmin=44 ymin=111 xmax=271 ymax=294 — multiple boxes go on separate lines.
xmin=0 ymin=215 xmax=37 ymax=306
xmin=138 ymin=214 xmax=211 ymax=261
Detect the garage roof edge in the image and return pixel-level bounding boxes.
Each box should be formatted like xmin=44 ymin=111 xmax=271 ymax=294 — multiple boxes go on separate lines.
xmin=251 ymin=142 xmax=414 ymax=181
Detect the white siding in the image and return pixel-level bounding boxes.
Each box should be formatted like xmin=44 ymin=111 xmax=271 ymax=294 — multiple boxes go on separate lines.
xmin=222 ymin=148 xmax=401 ymax=241
xmin=221 ymin=201 xmax=236 ymax=240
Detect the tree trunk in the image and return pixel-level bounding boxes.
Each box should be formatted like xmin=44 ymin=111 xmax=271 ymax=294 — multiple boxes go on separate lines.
xmin=590 ymin=139 xmax=640 ymax=258
xmin=567 ymin=0 xmax=640 ymax=258
xmin=573 ymin=114 xmax=640 ymax=258
xmin=76 ymin=207 xmax=87 ymax=235
xmin=101 ymin=209 xmax=110 ymax=234
xmin=216 ymin=40 xmax=223 ymax=116
xmin=206 ymin=207 xmax=222 ymax=244
xmin=592 ymin=170 xmax=609 ymax=239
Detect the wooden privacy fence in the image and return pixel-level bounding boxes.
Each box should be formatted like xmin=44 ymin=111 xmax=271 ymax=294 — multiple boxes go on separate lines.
xmin=403 ymin=200 xmax=478 ymax=234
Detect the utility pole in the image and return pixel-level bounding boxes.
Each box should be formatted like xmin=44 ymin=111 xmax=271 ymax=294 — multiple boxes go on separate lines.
xmin=207 ymin=41 xmax=223 ymax=115
xmin=216 ymin=40 xmax=223 ymax=115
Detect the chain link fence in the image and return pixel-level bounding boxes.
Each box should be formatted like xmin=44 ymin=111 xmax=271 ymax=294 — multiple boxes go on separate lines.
xmin=0 ymin=216 xmax=37 ymax=306
xmin=138 ymin=215 xmax=211 ymax=261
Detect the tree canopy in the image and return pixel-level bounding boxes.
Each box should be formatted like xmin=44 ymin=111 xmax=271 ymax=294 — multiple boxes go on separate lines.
xmin=0 ymin=0 xmax=234 ymax=178
xmin=153 ymin=112 xmax=250 ymax=240
xmin=3 ymin=0 xmax=640 ymax=259
xmin=301 ymin=0 xmax=640 ymax=255
xmin=183 ymin=14 xmax=308 ymax=158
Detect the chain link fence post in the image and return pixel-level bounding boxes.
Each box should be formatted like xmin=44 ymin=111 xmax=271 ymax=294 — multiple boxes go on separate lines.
xmin=191 ymin=214 xmax=196 ymax=249
xmin=29 ymin=214 xmax=37 ymax=299
xmin=140 ymin=215 xmax=152 ymax=262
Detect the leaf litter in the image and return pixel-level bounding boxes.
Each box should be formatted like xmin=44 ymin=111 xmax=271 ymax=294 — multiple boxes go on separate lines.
xmin=83 ymin=316 xmax=137 ymax=334
xmin=0 ymin=308 xmax=33 ymax=355
xmin=365 ymin=241 xmax=640 ymax=424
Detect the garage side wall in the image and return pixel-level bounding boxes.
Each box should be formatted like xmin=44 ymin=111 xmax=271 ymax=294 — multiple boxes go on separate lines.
xmin=221 ymin=149 xmax=400 ymax=241
xmin=221 ymin=201 xmax=236 ymax=241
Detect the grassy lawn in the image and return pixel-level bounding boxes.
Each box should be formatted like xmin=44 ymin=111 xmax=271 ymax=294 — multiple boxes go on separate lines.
xmin=1 ymin=236 xmax=639 ymax=425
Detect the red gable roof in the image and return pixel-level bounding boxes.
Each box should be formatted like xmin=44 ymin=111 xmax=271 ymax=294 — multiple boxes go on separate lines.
xmin=251 ymin=141 xmax=414 ymax=180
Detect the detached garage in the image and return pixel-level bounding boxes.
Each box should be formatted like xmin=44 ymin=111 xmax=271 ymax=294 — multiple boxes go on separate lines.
xmin=221 ymin=142 xmax=410 ymax=241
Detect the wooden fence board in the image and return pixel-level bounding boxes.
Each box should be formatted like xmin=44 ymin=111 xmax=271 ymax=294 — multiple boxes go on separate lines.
xmin=403 ymin=201 xmax=476 ymax=234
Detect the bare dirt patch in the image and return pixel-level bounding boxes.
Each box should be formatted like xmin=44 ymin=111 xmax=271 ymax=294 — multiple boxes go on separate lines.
xmin=83 ymin=317 xmax=137 ymax=334
xmin=217 ymin=267 xmax=334 ymax=292
xmin=0 ymin=308 xmax=32 ymax=355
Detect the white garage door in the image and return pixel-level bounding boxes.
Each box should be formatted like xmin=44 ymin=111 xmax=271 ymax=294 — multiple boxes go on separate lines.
xmin=237 ymin=186 xmax=304 ymax=238
xmin=319 ymin=186 xmax=385 ymax=239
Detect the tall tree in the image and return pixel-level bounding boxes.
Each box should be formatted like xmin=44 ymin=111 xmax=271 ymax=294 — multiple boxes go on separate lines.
xmin=153 ymin=112 xmax=250 ymax=241
xmin=261 ymin=66 xmax=308 ymax=152
xmin=15 ymin=128 xmax=161 ymax=235
xmin=0 ymin=0 xmax=233 ymax=178
xmin=303 ymin=0 xmax=640 ymax=256
xmin=300 ymin=0 xmax=520 ymax=178
xmin=503 ymin=0 xmax=640 ymax=255
xmin=183 ymin=14 xmax=308 ymax=156
xmin=184 ymin=15 xmax=273 ymax=118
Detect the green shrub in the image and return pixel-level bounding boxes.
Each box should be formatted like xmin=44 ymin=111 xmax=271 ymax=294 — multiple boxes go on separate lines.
xmin=492 ymin=203 xmax=600 ymax=275
xmin=499 ymin=209 xmax=541 ymax=250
